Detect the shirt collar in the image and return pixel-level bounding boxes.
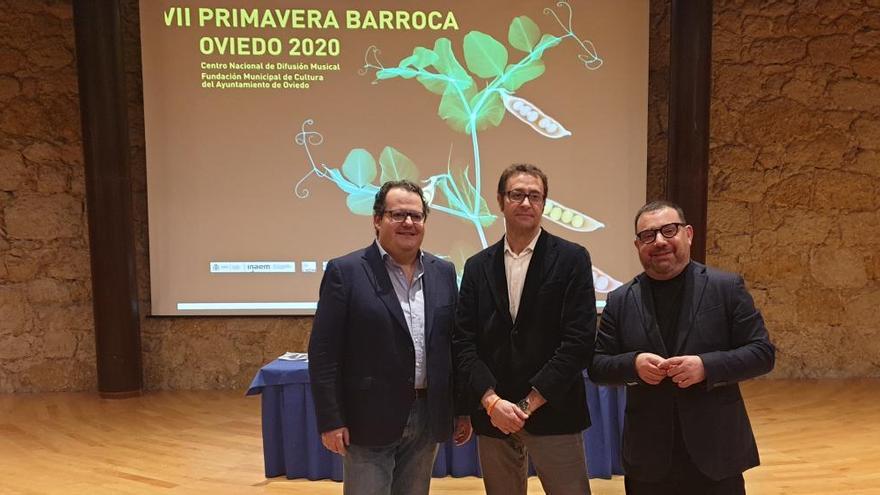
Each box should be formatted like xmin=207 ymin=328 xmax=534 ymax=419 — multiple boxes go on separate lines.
xmin=504 ymin=228 xmax=541 ymax=257
xmin=375 ymin=239 xmax=423 ymax=266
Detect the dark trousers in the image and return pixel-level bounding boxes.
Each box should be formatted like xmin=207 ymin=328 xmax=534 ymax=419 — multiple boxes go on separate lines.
xmin=625 ymin=408 xmax=746 ymax=495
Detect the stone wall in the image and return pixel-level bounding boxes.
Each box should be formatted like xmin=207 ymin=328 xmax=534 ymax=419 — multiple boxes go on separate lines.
xmin=0 ymin=1 xmax=96 ymax=392
xmin=708 ymin=0 xmax=880 ymax=377
xmin=1 ymin=1 xmax=878 ymax=392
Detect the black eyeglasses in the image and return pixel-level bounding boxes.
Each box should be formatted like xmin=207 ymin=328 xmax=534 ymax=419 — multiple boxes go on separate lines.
xmin=384 ymin=209 xmax=425 ymax=224
xmin=505 ymin=190 xmax=545 ymax=205
xmin=636 ymin=223 xmax=685 ymax=244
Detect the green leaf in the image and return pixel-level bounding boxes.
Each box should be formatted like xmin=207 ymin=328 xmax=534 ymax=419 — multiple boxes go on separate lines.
xmin=346 ymin=191 xmax=375 ymax=216
xmin=470 ymin=89 xmax=505 ymax=131
xmin=341 ymin=148 xmax=377 ymax=187
xmin=501 ymin=59 xmax=545 ymax=91
xmin=508 ymin=16 xmax=541 ymax=53
xmin=423 ymin=38 xmax=474 ymax=95
xmin=379 ymin=146 xmax=419 ymax=183
xmin=399 ymin=46 xmax=438 ymax=70
xmin=463 ymin=31 xmax=509 ymax=79
xmin=532 ymin=34 xmax=562 ymax=60
xmin=438 ymin=84 xmax=477 ymax=133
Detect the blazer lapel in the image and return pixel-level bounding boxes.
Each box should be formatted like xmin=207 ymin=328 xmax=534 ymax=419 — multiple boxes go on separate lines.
xmin=422 ymin=256 xmax=437 ymax=344
xmin=362 ymin=243 xmax=408 ymax=335
xmin=514 ymin=230 xmax=556 ymax=325
xmin=673 ymin=262 xmax=707 ymax=354
xmin=635 ymin=274 xmax=669 ymax=356
xmin=483 ymin=239 xmax=513 ymax=327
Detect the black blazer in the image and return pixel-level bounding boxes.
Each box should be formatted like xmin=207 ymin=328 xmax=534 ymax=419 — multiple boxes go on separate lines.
xmin=590 ymin=262 xmax=775 ymax=482
xmin=308 ymin=243 xmax=459 ymax=446
xmin=453 ymin=230 xmax=597 ymax=438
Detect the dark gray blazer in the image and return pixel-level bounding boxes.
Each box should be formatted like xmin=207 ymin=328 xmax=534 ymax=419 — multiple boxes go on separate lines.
xmin=454 ymin=230 xmax=597 ymax=438
xmin=590 ymin=261 xmax=775 ymax=482
xmin=308 ymin=242 xmax=459 ymax=446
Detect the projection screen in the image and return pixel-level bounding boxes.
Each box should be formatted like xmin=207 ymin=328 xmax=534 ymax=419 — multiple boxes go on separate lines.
xmin=139 ymin=0 xmax=648 ymax=315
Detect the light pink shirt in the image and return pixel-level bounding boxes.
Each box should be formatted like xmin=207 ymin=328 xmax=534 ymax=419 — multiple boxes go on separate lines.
xmin=503 ymin=229 xmax=541 ymax=321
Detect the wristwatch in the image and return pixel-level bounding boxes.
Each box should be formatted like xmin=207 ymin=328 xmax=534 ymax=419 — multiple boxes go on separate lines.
xmin=516 ymin=398 xmax=530 ymax=414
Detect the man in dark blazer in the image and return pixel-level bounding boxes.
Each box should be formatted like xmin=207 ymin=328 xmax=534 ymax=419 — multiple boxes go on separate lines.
xmin=454 ymin=164 xmax=597 ymax=495
xmin=308 ymin=180 xmax=471 ymax=495
xmin=590 ymin=200 xmax=775 ymax=495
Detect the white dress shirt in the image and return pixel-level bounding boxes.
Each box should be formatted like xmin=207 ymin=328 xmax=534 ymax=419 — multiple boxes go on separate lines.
xmin=503 ymin=229 xmax=541 ymax=321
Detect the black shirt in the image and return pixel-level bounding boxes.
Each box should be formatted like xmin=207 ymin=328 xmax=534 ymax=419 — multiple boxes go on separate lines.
xmin=647 ymin=262 xmax=691 ymax=352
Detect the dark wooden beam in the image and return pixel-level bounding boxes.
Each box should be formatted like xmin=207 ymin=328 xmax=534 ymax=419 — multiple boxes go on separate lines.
xmin=666 ymin=0 xmax=712 ymax=263
xmin=73 ymin=0 xmax=143 ymax=397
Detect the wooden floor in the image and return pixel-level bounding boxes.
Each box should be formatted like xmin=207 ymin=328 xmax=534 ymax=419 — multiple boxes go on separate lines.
xmin=1 ymin=380 xmax=879 ymax=494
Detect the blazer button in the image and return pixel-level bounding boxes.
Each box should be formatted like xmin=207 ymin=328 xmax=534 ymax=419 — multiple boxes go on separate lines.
xmin=407 ymin=378 xmax=414 ymax=384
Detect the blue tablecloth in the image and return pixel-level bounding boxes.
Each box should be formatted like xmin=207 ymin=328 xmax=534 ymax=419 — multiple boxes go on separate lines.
xmin=247 ymin=359 xmax=625 ymax=480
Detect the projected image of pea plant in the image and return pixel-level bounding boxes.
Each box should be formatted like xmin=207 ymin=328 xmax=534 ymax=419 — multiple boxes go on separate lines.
xmin=295 ymin=1 xmax=623 ymax=293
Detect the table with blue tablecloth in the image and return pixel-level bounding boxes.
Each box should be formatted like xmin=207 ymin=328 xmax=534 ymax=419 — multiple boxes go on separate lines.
xmin=247 ymin=358 xmax=625 ymax=481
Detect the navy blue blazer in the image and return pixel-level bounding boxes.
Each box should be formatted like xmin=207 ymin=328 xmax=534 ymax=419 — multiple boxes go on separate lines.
xmin=590 ymin=262 xmax=775 ymax=482
xmin=308 ymin=242 xmax=459 ymax=446
xmin=454 ymin=230 xmax=597 ymax=437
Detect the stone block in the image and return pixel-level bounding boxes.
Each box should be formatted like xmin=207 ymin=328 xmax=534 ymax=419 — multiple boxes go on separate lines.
xmin=39 ymin=327 xmax=79 ymax=359
xmin=0 ymin=75 xmax=20 ymax=100
xmin=781 ymin=78 xmax=826 ymax=106
xmin=784 ymin=130 xmax=852 ymax=170
xmin=714 ymin=64 xmax=764 ymax=103
xmin=852 ymin=118 xmax=880 ymax=149
xmin=0 ymin=333 xmax=33 ymax=360
xmin=773 ymin=208 xmax=836 ymax=246
xmin=822 ymin=110 xmax=857 ymax=129
xmin=741 ymin=15 xmax=785 ymax=38
xmin=0 ymin=47 xmax=26 ymax=74
xmin=45 ymin=246 xmax=91 ymax=280
xmin=807 ymin=34 xmax=854 ymax=66
xmin=843 ymin=288 xmax=880 ymax=330
xmin=740 ymin=98 xmax=820 ymax=147
xmin=813 ymin=170 xmax=876 ymax=211
xmin=853 ymin=49 xmax=880 ymax=81
xmin=715 ymin=168 xmax=774 ymax=202
xmin=36 ymin=165 xmax=68 ymax=194
xmin=854 ymin=31 xmax=880 ymax=49
xmin=747 ymin=37 xmax=807 ymax=65
xmin=828 ymin=79 xmax=880 ymax=111
xmin=25 ymin=278 xmax=75 ymax=304
xmin=810 ymin=246 xmax=868 ymax=289
xmin=786 ymin=13 xmax=832 ymax=38
xmin=740 ymin=245 xmax=809 ymax=289
xmin=839 ymin=212 xmax=880 ymax=247
xmin=0 ymin=149 xmax=28 ymax=191
xmin=763 ymin=173 xmax=813 ymax=207
xmin=0 ymin=286 xmax=33 ymax=336
xmin=711 ymin=145 xmax=759 ymax=172
xmin=847 ymin=149 xmax=880 ymax=177
xmin=24 ymin=37 xmax=72 ymax=70
xmin=710 ymin=102 xmax=740 ymax=142
xmin=795 ymin=287 xmax=844 ymax=328
xmin=707 ymin=199 xmax=753 ymax=235
xmin=713 ymin=30 xmax=745 ymax=63
xmin=4 ymin=193 xmax=81 ymax=240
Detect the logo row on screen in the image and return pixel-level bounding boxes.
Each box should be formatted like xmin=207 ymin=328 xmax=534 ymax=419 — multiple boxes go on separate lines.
xmin=209 ymin=261 xmax=329 ymax=273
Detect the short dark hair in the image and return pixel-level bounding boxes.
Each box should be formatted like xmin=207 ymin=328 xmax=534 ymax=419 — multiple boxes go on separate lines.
xmin=634 ymin=200 xmax=687 ymax=232
xmin=372 ymin=180 xmax=429 ymax=218
xmin=497 ymin=164 xmax=549 ymax=198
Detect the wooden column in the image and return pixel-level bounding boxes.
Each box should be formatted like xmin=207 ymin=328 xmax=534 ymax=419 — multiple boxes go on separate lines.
xmin=73 ymin=0 xmax=143 ymax=397
xmin=666 ymin=0 xmax=712 ymax=263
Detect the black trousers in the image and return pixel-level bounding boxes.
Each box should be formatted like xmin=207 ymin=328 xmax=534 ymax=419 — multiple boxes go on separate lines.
xmin=624 ymin=408 xmax=746 ymax=495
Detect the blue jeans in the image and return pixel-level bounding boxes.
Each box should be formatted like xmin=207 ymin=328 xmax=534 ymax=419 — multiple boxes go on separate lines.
xmin=342 ymin=398 xmax=438 ymax=495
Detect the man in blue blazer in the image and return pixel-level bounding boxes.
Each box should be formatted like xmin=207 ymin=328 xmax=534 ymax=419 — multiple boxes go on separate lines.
xmin=308 ymin=180 xmax=471 ymax=495
xmin=590 ymin=200 xmax=775 ymax=495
